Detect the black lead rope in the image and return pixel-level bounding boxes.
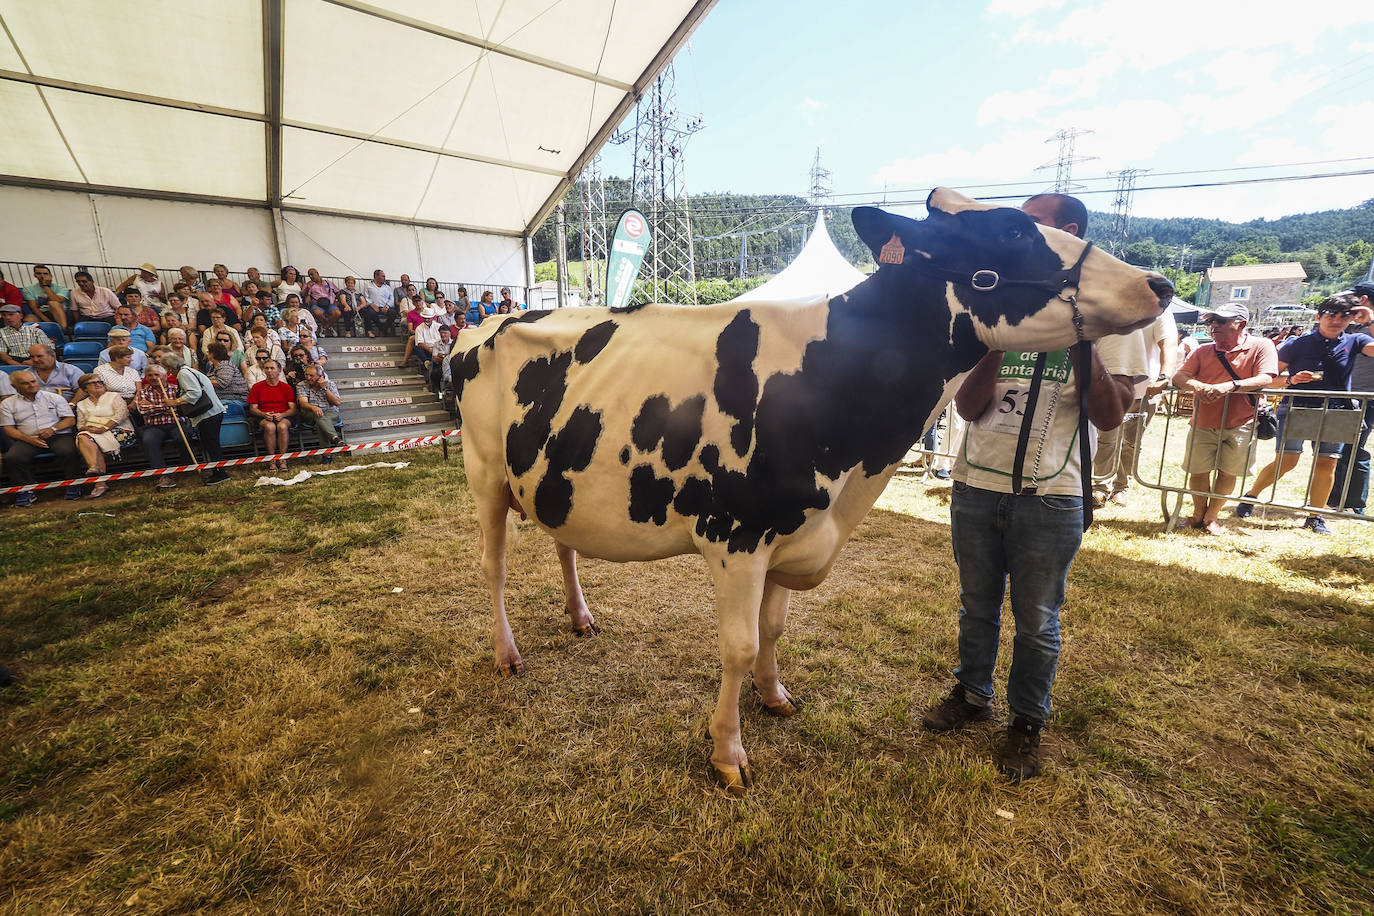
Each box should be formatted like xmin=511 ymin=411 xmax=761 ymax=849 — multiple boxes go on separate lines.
xmin=1011 ymin=352 xmax=1049 ymax=495
xmin=1076 ymin=340 xmax=1094 ymax=532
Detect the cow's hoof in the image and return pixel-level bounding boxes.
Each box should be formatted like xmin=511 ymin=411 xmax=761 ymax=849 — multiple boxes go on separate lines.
xmin=712 ymin=762 xmax=754 ymax=796
xmin=572 ymin=620 xmax=601 ymax=638
xmin=753 ymin=683 xmax=801 ymax=717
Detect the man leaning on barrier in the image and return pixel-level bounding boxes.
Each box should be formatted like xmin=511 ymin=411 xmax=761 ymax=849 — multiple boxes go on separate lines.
xmin=1172 ymin=303 xmax=1277 ymax=534
xmin=1238 ymin=293 xmax=1374 ymax=534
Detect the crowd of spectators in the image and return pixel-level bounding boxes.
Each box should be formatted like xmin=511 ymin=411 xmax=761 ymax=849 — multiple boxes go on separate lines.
xmin=1 ymin=260 xmax=522 ymax=506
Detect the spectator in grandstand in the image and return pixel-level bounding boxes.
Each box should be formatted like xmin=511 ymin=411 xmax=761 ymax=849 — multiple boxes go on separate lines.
xmin=296 ymin=364 xmax=343 ymax=449
xmin=165 ymin=327 xmax=197 ymax=369
xmin=467 ymin=290 xmax=496 ymax=324
xmin=246 ymin=267 xmax=263 ymax=287
xmin=0 ymin=268 xmax=23 ymax=307
xmin=429 ymin=323 xmax=453 ymax=391
xmin=296 ymin=330 xmax=326 ymax=368
xmin=161 ymin=351 xmax=229 ymax=485
xmin=205 ymin=278 xmax=241 ymax=327
xmin=159 ymin=308 xmax=197 ymax=353
xmin=337 ymin=275 xmax=363 ymax=337
xmin=1172 ymin=304 xmax=1278 ymax=534
xmin=71 ymin=271 xmax=120 ymax=322
xmin=211 ymin=264 xmax=240 ymax=299
xmin=123 ymin=288 xmax=161 ymax=331
xmin=363 ymin=269 xmax=395 ymax=338
xmin=437 ymin=292 xmax=460 ymax=329
xmin=246 ymin=323 xmax=285 ymax=364
xmin=242 ymin=347 xmax=270 ymax=388
xmin=414 ymin=308 xmax=444 ymax=388
xmin=272 ymin=265 xmax=303 ymax=305
xmin=133 ymin=362 xmax=186 ymax=489
xmin=207 ymin=342 xmax=250 ymax=401
xmin=1 ymin=304 xmax=54 ymax=365
xmin=283 ymin=344 xmax=313 ymax=389
xmin=0 ymin=369 xmax=83 ymax=504
xmin=74 ymin=373 xmax=135 ymax=498
xmin=21 ymin=264 xmax=70 ymax=331
xmin=280 ymin=294 xmax=318 ymax=341
xmin=251 ymin=288 xmax=281 ymax=331
xmin=0 ymin=369 xmax=14 ymax=400
xmin=96 ymin=344 xmax=144 ymax=398
xmin=238 ymin=280 xmax=263 ymax=321
xmin=395 ymin=273 xmax=413 ymax=303
xmin=1237 ymin=293 xmax=1374 ymax=534
xmin=200 ymin=309 xmax=244 ymax=361
xmin=162 ymin=290 xmax=194 ymax=330
xmin=248 ymin=358 xmax=297 ymax=472
xmin=26 ymin=343 xmax=83 ymax=402
xmin=302 ymin=268 xmax=340 ymax=336
xmin=113 ymin=305 xmax=156 ymax=352
xmin=422 ymin=277 xmax=440 ymax=304
xmin=115 ymin=263 xmax=163 ymax=303
xmin=179 ymin=265 xmax=205 ymax=294
xmin=499 ymin=287 xmax=522 ymax=311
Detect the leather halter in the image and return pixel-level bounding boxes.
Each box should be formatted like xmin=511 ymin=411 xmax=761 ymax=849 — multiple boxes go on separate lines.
xmin=910 ymin=240 xmax=1095 ymax=307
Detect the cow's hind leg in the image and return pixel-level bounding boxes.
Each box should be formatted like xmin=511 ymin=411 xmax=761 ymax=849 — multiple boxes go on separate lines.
xmin=753 ymin=581 xmax=799 ymax=717
xmin=476 ymin=484 xmax=522 ymax=677
xmin=556 ymin=542 xmax=599 ymax=637
xmin=707 ymin=559 xmax=766 ymax=796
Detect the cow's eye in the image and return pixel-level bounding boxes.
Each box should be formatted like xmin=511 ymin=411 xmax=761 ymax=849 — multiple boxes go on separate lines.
xmin=1003 ymin=226 xmax=1023 ymax=242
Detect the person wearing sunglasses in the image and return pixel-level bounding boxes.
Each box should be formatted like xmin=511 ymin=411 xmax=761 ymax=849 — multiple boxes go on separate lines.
xmin=1328 ymin=281 xmax=1374 ymax=514
xmin=1237 ymin=292 xmax=1374 ymax=534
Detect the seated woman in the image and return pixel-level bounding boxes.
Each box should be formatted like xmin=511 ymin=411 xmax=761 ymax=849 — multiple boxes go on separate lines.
xmin=74 ymin=373 xmax=136 ymax=498
xmin=160 ymin=299 xmax=199 ymax=353
xmin=206 ymin=342 xmax=250 ymax=401
xmin=132 ymin=363 xmax=186 ymax=490
xmin=199 ymin=310 xmax=244 ymax=364
xmin=211 ymin=263 xmax=241 ymax=299
xmin=163 ymin=326 xmax=198 ymax=369
xmin=241 ymin=347 xmax=270 ymax=389
xmin=95 ymin=346 xmax=143 ymax=402
xmin=283 ymin=345 xmax=313 ymax=390
xmin=246 ymin=315 xmax=285 ymax=361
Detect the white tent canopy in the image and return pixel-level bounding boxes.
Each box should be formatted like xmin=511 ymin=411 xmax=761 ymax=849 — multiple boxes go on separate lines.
xmin=734 ymin=209 xmax=868 ymax=303
xmin=0 ymin=0 xmax=717 ymax=283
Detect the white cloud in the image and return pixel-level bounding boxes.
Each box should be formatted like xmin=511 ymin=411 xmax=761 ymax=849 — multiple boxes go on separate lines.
xmin=983 ymin=0 xmax=1065 ymax=18
xmin=796 ymin=97 xmax=827 ymax=127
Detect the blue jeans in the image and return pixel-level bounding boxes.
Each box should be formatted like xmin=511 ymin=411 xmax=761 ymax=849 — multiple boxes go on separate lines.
xmin=1330 ymin=399 xmax=1374 ymax=511
xmin=950 ymin=482 xmax=1084 ymax=724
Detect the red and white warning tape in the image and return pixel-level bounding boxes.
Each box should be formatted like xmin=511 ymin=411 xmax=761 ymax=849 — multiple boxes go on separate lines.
xmin=1 ymin=429 xmax=462 ymax=495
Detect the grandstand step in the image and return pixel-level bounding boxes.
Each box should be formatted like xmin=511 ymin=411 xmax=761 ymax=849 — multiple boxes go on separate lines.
xmin=346 ymin=420 xmax=457 ymax=447
xmin=342 ymin=407 xmax=453 ymax=435
xmin=337 ymin=388 xmax=439 ymax=408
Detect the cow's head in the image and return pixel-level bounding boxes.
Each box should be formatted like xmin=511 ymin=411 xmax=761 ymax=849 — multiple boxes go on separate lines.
xmin=853 ymin=189 xmax=1171 ymax=352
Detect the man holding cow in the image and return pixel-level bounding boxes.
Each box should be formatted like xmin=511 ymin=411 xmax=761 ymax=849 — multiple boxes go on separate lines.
xmin=923 ymin=194 xmax=1138 ymax=782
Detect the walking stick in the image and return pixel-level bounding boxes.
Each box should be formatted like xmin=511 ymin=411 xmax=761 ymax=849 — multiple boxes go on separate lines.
xmin=156 ymin=373 xmax=201 ymax=468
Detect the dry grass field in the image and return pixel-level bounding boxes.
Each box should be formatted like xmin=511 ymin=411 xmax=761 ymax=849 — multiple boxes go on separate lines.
xmin=1 ymin=436 xmax=1371 ymax=914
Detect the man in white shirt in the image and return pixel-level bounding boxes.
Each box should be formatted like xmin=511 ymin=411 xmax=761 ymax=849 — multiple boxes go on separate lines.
xmin=0 ymin=370 xmax=84 ymax=504
xmin=414 ymin=309 xmax=444 ymax=390
xmin=362 ymin=269 xmax=396 ymax=337
xmin=71 ymin=271 xmax=121 ymax=322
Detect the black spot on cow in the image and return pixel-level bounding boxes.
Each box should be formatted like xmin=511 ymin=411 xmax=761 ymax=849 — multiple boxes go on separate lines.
xmin=631 ymin=394 xmax=706 ymax=471
xmin=713 ymin=311 xmax=760 ymax=457
xmin=532 ymin=406 xmax=603 ymax=528
xmin=619 ymin=446 xmax=630 ymax=465
xmin=451 ymin=346 xmax=482 ymax=401
xmin=482 ymin=309 xmax=554 ymax=348
xmin=628 ymin=464 xmax=674 ymax=526
xmin=574 ymin=319 xmax=618 ymax=364
xmin=505 ymin=350 xmax=573 ymax=476
xmin=609 ymin=301 xmax=648 ymax=314
xmin=950 ymin=312 xmax=988 ymax=373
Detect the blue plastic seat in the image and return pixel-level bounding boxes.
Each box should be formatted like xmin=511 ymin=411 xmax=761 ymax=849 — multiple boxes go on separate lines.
xmin=67 ymin=359 xmax=97 ymax=374
xmin=0 ymin=364 xmax=27 ymax=376
xmin=60 ymin=340 xmax=104 ymax=360
xmin=219 ymin=420 xmax=253 ymax=449
xmin=36 ymin=322 xmax=65 ymax=347
xmin=73 ymin=321 xmax=112 ymax=341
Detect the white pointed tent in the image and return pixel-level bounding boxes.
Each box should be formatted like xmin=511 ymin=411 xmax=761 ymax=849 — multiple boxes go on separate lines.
xmin=0 ymin=0 xmax=718 ymax=286
xmin=734 ymin=209 xmax=869 ymax=303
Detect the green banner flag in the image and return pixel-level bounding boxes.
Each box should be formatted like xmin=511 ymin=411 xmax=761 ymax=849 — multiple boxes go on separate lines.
xmin=606 ymin=208 xmax=650 ymax=310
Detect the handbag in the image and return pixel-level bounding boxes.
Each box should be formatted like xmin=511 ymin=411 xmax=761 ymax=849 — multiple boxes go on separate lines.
xmin=1215 ymin=349 xmax=1278 ymax=440
xmin=175 ymin=369 xmax=215 ymax=419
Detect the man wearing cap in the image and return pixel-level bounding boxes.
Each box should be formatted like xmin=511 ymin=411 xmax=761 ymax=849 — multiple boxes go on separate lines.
xmin=70 ymin=271 xmax=120 ymax=322
xmin=115 ymin=263 xmax=164 ymax=303
xmin=1238 ymin=292 xmax=1374 ymax=534
xmin=98 ymin=326 xmax=149 ymax=373
xmin=0 ymin=369 xmax=84 ymax=505
xmin=0 ymin=304 xmax=53 ymax=365
xmin=1328 ymin=281 xmax=1374 ymax=513
xmin=1172 ymin=303 xmax=1278 ymax=533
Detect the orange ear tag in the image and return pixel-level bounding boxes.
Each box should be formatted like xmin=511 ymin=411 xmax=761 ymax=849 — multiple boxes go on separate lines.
xmin=879 ymin=233 xmax=905 ymax=265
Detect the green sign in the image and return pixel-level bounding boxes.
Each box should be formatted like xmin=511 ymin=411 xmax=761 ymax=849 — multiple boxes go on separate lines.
xmin=605 ymin=208 xmax=650 ymax=310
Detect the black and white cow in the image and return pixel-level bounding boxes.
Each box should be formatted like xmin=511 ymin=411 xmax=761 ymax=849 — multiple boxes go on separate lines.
xmin=450 ymin=188 xmax=1172 ymax=794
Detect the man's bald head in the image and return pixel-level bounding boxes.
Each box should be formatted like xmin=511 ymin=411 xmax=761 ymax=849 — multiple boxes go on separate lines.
xmin=1022 ymin=193 xmax=1088 ymax=239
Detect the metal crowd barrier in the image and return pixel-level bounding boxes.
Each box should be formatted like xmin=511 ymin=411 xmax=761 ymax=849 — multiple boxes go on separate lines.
xmin=1133 ymin=387 xmax=1374 ymax=529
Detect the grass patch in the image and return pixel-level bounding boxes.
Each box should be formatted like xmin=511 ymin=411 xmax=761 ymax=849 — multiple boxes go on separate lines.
xmin=1 ymin=441 xmax=1372 ymax=913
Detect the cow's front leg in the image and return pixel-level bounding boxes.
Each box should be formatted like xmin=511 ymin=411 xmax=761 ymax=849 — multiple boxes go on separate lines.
xmin=753 ymin=581 xmax=799 ymax=717
xmin=476 ymin=487 xmax=522 ymax=677
xmin=707 ymin=559 xmax=766 ymax=796
xmin=556 ymin=542 xmax=599 ymax=637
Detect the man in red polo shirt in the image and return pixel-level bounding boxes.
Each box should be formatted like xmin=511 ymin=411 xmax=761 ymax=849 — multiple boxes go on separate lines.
xmin=1171 ymin=303 xmax=1278 ymax=533
xmin=247 ymin=358 xmax=298 ymax=472
xmin=0 ymin=269 xmax=21 ymax=307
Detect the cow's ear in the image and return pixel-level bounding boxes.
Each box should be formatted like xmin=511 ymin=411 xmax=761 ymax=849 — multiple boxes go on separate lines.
xmin=852 ymin=206 xmax=893 ymax=256
xmin=927 ymin=187 xmax=997 ymax=216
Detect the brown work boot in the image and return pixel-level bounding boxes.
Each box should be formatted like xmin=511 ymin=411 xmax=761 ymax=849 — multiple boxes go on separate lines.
xmin=922 ymin=683 xmax=994 ymax=733
xmin=997 ymin=716 xmax=1043 ymax=781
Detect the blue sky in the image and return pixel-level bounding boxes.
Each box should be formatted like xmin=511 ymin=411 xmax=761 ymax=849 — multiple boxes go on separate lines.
xmin=600 ymin=0 xmax=1374 ymax=222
